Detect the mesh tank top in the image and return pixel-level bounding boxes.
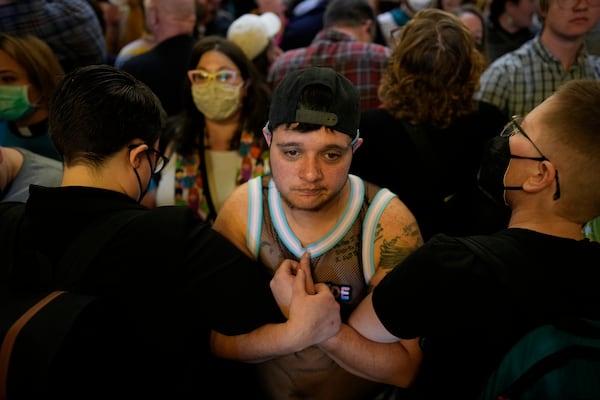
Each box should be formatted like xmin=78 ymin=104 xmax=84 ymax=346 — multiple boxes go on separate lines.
xmin=246 ymin=175 xmax=396 ymax=399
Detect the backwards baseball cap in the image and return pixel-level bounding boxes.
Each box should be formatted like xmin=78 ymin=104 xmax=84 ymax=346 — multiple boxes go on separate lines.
xmin=268 ymin=67 xmax=360 ymax=141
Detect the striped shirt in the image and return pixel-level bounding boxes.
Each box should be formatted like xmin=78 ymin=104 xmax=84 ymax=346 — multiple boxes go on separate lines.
xmin=267 ymin=28 xmax=391 ymax=111
xmin=475 ymin=35 xmax=600 ymax=118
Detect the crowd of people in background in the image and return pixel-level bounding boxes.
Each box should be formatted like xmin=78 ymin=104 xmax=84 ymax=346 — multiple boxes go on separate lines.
xmin=1 ymin=0 xmax=600 ymax=398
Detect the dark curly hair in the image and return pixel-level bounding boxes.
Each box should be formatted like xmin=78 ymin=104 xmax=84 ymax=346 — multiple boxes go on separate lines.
xmin=379 ymin=8 xmax=484 ymax=129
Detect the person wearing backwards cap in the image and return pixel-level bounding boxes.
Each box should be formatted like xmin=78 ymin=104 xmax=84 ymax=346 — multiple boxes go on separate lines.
xmin=212 ymin=66 xmax=424 ymax=399
xmin=227 ymin=12 xmax=283 ymax=82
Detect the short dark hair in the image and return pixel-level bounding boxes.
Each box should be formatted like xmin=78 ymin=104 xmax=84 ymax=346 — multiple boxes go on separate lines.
xmin=324 ymin=0 xmax=376 ymax=28
xmin=49 ymin=65 xmax=166 ymax=166
xmin=488 ymin=0 xmax=520 ymax=24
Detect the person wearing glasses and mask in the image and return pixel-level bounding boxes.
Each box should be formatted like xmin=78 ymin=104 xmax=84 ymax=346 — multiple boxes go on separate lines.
xmin=475 ymin=0 xmax=600 ymax=243
xmin=0 ymin=64 xmax=341 ymax=399
xmin=271 ymin=78 xmax=600 ymax=399
xmin=149 ymin=35 xmax=272 ymax=223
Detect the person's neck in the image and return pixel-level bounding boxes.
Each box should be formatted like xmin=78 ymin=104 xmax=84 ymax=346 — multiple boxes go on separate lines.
xmin=205 ymin=117 xmax=241 ymax=151
xmin=540 ymin=27 xmax=585 ymax=71
xmin=15 ymin=108 xmax=48 ymax=128
xmin=330 ymin=26 xmax=363 ymax=42
xmin=61 ymin=164 xmax=130 ymax=196
xmin=153 ymin=23 xmax=194 ymax=43
xmin=508 ymin=208 xmax=585 ymax=240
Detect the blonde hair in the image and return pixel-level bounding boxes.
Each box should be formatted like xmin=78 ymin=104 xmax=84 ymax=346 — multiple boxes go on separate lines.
xmin=540 ymin=79 xmax=600 ymax=221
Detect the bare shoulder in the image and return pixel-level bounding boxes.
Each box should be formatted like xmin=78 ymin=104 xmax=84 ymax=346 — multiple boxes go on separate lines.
xmin=370 ymin=195 xmax=424 ymax=285
xmin=213 ymin=182 xmax=251 ymax=256
xmin=380 ymin=196 xmax=421 ymax=239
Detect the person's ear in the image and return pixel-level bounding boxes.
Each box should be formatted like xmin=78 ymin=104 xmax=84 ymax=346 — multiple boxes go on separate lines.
xmin=241 ymin=78 xmax=251 ymax=97
xmin=263 ymin=125 xmax=272 ymax=147
xmin=128 ymin=143 xmax=148 ymax=169
xmin=522 ymin=160 xmax=556 ymax=194
xmin=351 ymin=137 xmax=363 ymax=153
xmin=363 ymin=19 xmax=375 ymax=41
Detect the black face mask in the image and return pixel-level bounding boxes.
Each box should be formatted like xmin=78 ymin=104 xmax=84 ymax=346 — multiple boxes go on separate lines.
xmin=477 ymin=136 xmax=518 ymax=207
xmin=133 ymin=153 xmax=154 ymax=203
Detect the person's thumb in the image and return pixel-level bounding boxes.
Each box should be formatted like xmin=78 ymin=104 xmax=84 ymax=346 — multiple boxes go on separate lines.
xmin=299 ymin=251 xmax=315 ymax=294
xmin=293 ymin=268 xmax=307 ymax=295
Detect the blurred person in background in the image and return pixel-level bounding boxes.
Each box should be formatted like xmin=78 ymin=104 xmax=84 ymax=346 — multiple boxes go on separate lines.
xmin=351 ymin=9 xmax=509 ymax=241
xmin=120 ymin=0 xmax=197 ymax=117
xmin=227 ymin=12 xmax=283 ymax=83
xmin=0 ymin=33 xmax=64 ymax=161
xmin=485 ymin=0 xmax=537 ymax=62
xmin=0 ymin=0 xmax=106 ymax=72
xmin=150 ymin=36 xmax=271 ymax=223
xmin=453 ymin=3 xmax=489 ymax=64
xmin=269 ymin=0 xmax=391 ymax=110
xmin=0 ymin=145 xmax=62 ymax=203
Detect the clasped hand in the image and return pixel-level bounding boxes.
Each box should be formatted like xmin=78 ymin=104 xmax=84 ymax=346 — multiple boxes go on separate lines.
xmin=270 ymin=252 xmax=341 ymax=346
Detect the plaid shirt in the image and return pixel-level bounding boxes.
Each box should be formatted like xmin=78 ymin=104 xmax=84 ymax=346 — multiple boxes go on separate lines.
xmin=268 ymin=28 xmax=391 ymax=111
xmin=475 ymin=35 xmax=600 ymax=118
xmin=0 ymin=0 xmax=107 ymax=72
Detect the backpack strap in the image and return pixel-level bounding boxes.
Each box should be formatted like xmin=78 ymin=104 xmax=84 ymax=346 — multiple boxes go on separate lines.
xmin=0 ymin=207 xmax=143 ymax=399
xmin=460 ymin=236 xmax=600 ymax=400
xmin=483 ymin=319 xmax=600 ymax=400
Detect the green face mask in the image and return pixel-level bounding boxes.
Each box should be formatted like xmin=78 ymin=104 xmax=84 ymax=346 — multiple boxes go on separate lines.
xmin=0 ymin=85 xmax=35 ymax=121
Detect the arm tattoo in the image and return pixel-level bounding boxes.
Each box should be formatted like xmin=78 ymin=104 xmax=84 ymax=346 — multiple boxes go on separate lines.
xmin=378 ymin=222 xmax=422 ymax=270
xmin=379 ymin=237 xmax=412 ymax=270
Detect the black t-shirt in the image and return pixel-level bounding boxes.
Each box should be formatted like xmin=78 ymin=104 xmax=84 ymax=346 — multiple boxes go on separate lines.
xmin=372 ymin=229 xmax=600 ymax=399
xmin=5 ymin=185 xmax=283 ymax=398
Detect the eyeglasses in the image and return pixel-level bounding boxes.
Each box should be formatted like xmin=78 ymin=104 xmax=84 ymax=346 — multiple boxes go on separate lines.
xmin=501 ymin=115 xmax=561 ymax=200
xmin=187 ymin=69 xmax=239 ymax=85
xmin=557 ymin=0 xmax=600 ymax=9
xmin=128 ymin=143 xmax=170 ymax=174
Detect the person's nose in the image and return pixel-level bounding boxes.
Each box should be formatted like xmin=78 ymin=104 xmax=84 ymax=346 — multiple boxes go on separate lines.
xmin=298 ymin=155 xmax=323 ymax=182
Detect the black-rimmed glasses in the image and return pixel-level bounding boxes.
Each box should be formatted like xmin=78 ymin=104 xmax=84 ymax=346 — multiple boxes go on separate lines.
xmin=128 ymin=143 xmax=169 ymax=174
xmin=501 ymin=115 xmax=561 ymax=200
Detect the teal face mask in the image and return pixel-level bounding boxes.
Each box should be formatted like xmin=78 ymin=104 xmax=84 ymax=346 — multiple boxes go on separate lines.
xmin=0 ymin=85 xmax=35 ymax=121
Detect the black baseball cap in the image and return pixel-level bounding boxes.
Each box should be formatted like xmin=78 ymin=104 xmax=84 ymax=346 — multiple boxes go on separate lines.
xmin=268 ymin=67 xmax=360 ymax=140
